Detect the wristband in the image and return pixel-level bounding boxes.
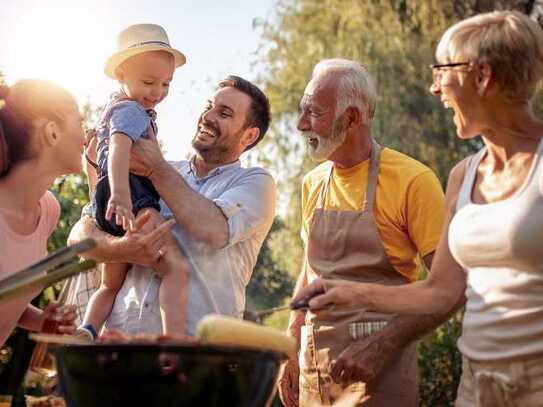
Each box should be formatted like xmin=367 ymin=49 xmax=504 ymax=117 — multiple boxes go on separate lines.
xmin=76 ymin=324 xmax=98 ymax=341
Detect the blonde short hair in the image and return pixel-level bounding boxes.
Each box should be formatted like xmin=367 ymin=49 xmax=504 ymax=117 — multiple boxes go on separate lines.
xmin=436 ymin=11 xmax=543 ymax=102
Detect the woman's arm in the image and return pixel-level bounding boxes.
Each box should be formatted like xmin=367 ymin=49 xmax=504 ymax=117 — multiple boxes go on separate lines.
xmin=17 ymin=305 xmax=43 ymax=331
xmin=295 ymin=158 xmax=470 ymax=316
xmin=18 ymin=303 xmax=77 ymax=334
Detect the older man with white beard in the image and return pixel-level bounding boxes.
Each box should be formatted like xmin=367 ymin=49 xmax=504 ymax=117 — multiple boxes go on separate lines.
xmin=278 ymin=59 xmax=447 ymax=407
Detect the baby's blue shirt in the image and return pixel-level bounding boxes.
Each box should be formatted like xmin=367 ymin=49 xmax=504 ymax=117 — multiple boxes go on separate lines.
xmin=96 ymin=92 xmax=155 ymax=175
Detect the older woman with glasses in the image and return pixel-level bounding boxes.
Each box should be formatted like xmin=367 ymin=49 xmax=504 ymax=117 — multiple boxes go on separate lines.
xmin=294 ymin=10 xmax=543 ymax=406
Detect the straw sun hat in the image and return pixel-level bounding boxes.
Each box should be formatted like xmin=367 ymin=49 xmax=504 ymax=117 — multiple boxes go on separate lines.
xmin=104 ymin=24 xmax=186 ymax=79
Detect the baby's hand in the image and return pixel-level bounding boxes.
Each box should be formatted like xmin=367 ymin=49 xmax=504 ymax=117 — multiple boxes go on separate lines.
xmin=106 ymin=192 xmax=135 ymax=231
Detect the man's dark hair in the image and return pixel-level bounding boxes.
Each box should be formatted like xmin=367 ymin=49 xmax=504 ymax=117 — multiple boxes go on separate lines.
xmin=218 ymin=75 xmax=271 ymax=150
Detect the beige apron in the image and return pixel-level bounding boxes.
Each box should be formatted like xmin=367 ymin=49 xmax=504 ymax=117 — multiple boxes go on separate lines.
xmin=299 ymin=140 xmax=418 ymax=407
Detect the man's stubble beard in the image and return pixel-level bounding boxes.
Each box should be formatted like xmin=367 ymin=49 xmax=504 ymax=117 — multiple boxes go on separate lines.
xmin=192 ymin=138 xmax=227 ymax=165
xmin=191 ymin=129 xmax=240 ymax=165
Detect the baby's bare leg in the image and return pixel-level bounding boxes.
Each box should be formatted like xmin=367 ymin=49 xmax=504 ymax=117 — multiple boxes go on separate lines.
xmin=83 ymin=262 xmax=128 ymax=335
xmin=137 ymin=208 xmax=191 ymax=336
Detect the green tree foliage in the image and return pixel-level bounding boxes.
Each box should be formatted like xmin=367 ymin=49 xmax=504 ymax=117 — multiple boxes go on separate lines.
xmin=246 ymin=217 xmax=295 ymax=311
xmin=418 ymin=313 xmax=464 ymax=407
xmin=47 ymin=175 xmax=89 ymax=253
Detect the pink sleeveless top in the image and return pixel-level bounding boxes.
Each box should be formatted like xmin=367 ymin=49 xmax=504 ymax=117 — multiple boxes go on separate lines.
xmin=0 ymin=191 xmax=60 ymax=345
xmin=449 ymin=139 xmax=543 ymax=361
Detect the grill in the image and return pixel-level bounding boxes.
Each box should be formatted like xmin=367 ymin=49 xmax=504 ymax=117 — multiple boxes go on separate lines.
xmin=54 ymin=342 xmax=285 ymax=407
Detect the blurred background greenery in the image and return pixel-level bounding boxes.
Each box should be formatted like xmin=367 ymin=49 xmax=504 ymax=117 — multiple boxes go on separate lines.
xmin=2 ymin=1 xmax=543 ymax=406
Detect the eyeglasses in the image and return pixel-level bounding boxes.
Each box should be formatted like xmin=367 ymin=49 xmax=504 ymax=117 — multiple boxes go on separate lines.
xmin=429 ymin=62 xmax=471 ymax=85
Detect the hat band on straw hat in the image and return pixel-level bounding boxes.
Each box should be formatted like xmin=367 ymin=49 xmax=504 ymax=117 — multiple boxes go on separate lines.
xmin=128 ymin=40 xmax=171 ymax=49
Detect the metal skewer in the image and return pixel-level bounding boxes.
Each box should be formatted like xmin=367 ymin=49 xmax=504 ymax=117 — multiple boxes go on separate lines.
xmin=245 ymin=293 xmax=321 ymax=323
xmin=11 ymin=239 xmax=95 ymax=280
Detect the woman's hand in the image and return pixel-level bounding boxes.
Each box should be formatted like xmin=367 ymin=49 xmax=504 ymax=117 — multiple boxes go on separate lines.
xmin=291 ymin=278 xmax=373 ymax=314
xmin=40 ymin=303 xmax=77 ymax=335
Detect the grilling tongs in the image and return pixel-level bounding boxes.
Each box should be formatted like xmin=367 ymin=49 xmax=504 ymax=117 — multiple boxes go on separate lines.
xmin=0 ymin=238 xmax=97 ymax=305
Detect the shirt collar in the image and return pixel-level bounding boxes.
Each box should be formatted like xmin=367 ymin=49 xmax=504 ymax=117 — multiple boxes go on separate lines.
xmin=187 ymin=156 xmax=241 ymax=180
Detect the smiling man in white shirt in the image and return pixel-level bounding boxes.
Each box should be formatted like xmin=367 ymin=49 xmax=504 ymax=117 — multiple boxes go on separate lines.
xmin=69 ymin=75 xmax=276 ymax=337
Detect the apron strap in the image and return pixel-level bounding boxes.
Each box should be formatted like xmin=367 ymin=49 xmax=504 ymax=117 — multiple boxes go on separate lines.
xmin=316 ymin=138 xmax=382 ymax=211
xmin=365 ymin=139 xmax=382 ymax=212
xmin=316 ymin=165 xmax=332 ymax=208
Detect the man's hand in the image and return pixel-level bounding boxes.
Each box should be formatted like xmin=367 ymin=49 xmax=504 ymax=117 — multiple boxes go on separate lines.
xmin=130 ymin=138 xmax=167 ymax=179
xmin=118 ymin=211 xmax=176 ymax=267
xmin=68 ymin=213 xmax=175 ymax=266
xmin=277 ymin=358 xmax=299 ymax=407
xmin=330 ymin=334 xmax=392 ymax=385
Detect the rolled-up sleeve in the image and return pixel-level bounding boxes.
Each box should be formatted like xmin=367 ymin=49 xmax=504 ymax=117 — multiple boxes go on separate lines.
xmin=213 ymin=169 xmax=276 ymax=247
xmin=109 ymin=102 xmax=150 ymax=142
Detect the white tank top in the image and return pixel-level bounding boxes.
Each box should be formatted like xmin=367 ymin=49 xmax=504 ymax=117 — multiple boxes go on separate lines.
xmin=449 ymin=139 xmax=543 ymax=361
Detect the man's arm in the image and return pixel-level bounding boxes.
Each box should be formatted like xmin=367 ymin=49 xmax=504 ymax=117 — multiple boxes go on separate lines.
xmin=130 ymin=138 xmax=276 ymax=250
xmin=130 ymin=138 xmax=229 ymax=249
xmin=151 ymin=162 xmax=229 ymax=248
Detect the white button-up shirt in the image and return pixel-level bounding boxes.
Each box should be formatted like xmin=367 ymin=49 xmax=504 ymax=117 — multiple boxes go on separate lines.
xmin=105 ymin=158 xmax=276 ymax=335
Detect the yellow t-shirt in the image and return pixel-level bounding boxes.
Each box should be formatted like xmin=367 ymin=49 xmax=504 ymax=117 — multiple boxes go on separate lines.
xmin=301 ymin=147 xmax=445 ymax=282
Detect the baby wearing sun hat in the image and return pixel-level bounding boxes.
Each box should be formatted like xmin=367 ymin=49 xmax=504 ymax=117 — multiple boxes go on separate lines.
xmin=79 ymin=24 xmax=190 ymax=340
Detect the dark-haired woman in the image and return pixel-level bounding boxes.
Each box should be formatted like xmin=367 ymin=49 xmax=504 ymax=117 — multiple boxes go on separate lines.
xmin=0 ymin=79 xmax=84 ymax=345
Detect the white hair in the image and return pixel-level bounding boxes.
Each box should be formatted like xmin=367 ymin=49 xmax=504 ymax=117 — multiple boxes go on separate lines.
xmin=312 ymin=58 xmax=377 ymax=122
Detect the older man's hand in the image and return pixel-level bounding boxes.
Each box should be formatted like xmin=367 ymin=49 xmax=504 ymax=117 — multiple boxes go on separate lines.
xmin=330 ymin=333 xmax=393 ymax=385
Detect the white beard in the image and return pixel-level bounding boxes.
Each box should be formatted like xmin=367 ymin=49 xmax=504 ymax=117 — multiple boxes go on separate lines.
xmin=303 ymin=121 xmax=347 ymax=162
